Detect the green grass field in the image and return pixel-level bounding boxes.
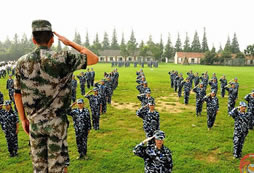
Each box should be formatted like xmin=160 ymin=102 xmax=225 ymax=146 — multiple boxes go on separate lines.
xmin=0 ymin=63 xmax=254 ymax=173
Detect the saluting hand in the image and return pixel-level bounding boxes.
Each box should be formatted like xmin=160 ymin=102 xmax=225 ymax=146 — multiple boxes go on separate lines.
xmin=53 ymin=32 xmax=70 ymax=46
xmin=143 ymin=136 xmax=154 ymax=144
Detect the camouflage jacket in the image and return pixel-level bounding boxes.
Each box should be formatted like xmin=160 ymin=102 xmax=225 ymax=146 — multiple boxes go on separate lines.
xmin=77 ymin=75 xmax=86 ymax=85
xmin=193 ymin=87 xmax=206 ymax=101
xmin=71 ymin=79 xmax=77 ymax=90
xmin=219 ymin=78 xmax=227 ymax=88
xmin=137 ymin=94 xmax=155 ymax=107
xmin=225 ymin=87 xmax=238 ymax=101
xmin=6 ymin=79 xmax=14 ymax=90
xmin=68 ymin=108 xmax=91 ymax=131
xmin=85 ymin=94 xmax=101 ymax=112
xmin=136 ymin=107 xmax=160 ymax=135
xmin=182 ymin=81 xmax=192 ymax=92
xmin=14 ymin=46 xmax=87 ymax=123
xmin=244 ymin=94 xmax=254 ymax=113
xmin=0 ymin=109 xmax=19 ymax=133
xmin=229 ymin=108 xmax=252 ymax=134
xmin=203 ymin=96 xmax=219 ymax=112
xmin=0 ymin=92 xmax=3 ymax=104
xmin=133 ymin=143 xmax=173 ymax=173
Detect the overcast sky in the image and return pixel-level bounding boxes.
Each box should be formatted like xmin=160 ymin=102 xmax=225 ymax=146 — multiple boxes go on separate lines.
xmin=0 ymin=0 xmax=253 ymax=51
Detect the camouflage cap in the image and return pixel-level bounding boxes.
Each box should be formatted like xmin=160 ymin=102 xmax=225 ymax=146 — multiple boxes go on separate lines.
xmin=32 ymin=20 xmax=52 ymax=32
xmin=154 ymin=130 xmax=165 ymax=140
xmin=93 ymin=87 xmax=98 ymax=91
xmin=77 ymin=99 xmax=84 ymax=104
xmin=239 ymin=101 xmax=247 ymax=107
xmin=4 ymin=100 xmax=12 ymax=105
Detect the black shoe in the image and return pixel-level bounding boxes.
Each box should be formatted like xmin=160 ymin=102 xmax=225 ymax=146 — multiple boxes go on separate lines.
xmin=10 ymin=153 xmax=14 ymax=157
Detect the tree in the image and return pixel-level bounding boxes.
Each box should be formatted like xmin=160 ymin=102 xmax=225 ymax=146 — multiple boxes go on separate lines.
xmin=159 ymin=35 xmax=164 ymax=59
xmin=244 ymin=44 xmax=254 ymax=56
xmin=120 ymin=33 xmax=128 ymax=57
xmin=163 ymin=33 xmax=174 ymax=59
xmin=218 ymin=44 xmax=223 ymax=53
xmin=201 ymin=27 xmax=209 ymax=52
xmin=231 ymin=33 xmax=240 ymax=53
xmin=175 ymin=33 xmax=182 ymax=52
xmin=84 ymin=31 xmax=90 ymax=48
xmin=90 ymin=33 xmax=101 ymax=55
xmin=183 ymin=32 xmax=191 ymax=52
xmin=102 ymin=32 xmax=110 ymax=50
xmin=111 ymin=28 xmax=119 ymax=49
xmin=235 ymin=52 xmax=245 ymax=59
xmin=224 ymin=36 xmax=231 ymax=52
xmin=191 ymin=31 xmax=201 ymax=52
xmin=139 ymin=40 xmax=148 ymax=57
xmin=73 ymin=31 xmax=81 ymax=45
xmin=127 ymin=30 xmax=138 ymax=56
xmin=201 ymin=48 xmax=217 ymax=65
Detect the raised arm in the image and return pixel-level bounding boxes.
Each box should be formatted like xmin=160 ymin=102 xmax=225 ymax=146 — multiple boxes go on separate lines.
xmin=54 ymin=32 xmax=98 ymax=65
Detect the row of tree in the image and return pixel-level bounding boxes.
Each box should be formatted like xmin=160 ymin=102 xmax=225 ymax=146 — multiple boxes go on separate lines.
xmin=0 ymin=28 xmax=252 ymax=62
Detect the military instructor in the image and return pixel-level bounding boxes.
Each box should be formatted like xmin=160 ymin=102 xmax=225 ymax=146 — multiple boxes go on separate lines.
xmin=14 ymin=20 xmax=98 ymax=173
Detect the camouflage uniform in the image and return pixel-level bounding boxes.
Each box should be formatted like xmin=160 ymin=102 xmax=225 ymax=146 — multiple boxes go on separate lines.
xmin=105 ymin=79 xmax=113 ymax=104
xmin=85 ymin=70 xmax=91 ymax=89
xmin=203 ymin=95 xmax=219 ymax=128
xmin=0 ymin=103 xmax=19 ymax=157
xmin=112 ymin=70 xmax=119 ymax=90
xmin=77 ymin=74 xmax=86 ymax=95
xmin=71 ymin=77 xmax=77 ymax=102
xmin=219 ymin=78 xmax=227 ymax=98
xmin=90 ymin=69 xmax=95 ymax=87
xmin=85 ymin=93 xmax=101 ymax=130
xmin=208 ymin=80 xmax=218 ymax=94
xmin=181 ymin=80 xmax=192 ymax=104
xmin=177 ymin=75 xmax=184 ymax=97
xmin=229 ymin=107 xmax=252 ymax=158
xmin=187 ymin=72 xmax=195 ymax=87
xmin=133 ymin=142 xmax=173 ymax=173
xmin=194 ymin=74 xmax=200 ymax=87
xmin=136 ymin=107 xmax=160 ymax=138
xmin=225 ymin=86 xmax=238 ymax=113
xmin=244 ymin=93 xmax=254 ymax=129
xmin=14 ymin=19 xmax=87 ymax=173
xmin=173 ymin=72 xmax=179 ymax=92
xmin=193 ymin=87 xmax=206 ymax=116
xmin=168 ymin=71 xmax=175 ymax=88
xmin=6 ymin=78 xmax=15 ymax=102
xmin=137 ymin=94 xmax=155 ymax=107
xmin=0 ymin=91 xmax=3 ymax=104
xmin=69 ymin=107 xmax=91 ymax=157
xmin=95 ymin=82 xmax=107 ymax=114
xmin=200 ymin=74 xmax=209 ymax=90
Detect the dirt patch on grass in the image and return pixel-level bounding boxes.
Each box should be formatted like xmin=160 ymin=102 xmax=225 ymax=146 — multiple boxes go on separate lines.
xmin=195 ymin=148 xmax=220 ymax=163
xmin=156 ymin=96 xmax=195 ymax=113
xmin=111 ymin=101 xmax=139 ymax=111
xmin=111 ymin=94 xmax=195 ymax=114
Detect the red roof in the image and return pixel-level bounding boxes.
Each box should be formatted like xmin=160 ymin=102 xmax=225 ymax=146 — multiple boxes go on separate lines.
xmin=176 ymin=52 xmax=205 ymax=59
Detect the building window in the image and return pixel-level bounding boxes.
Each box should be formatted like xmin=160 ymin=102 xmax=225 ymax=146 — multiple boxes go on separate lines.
xmin=191 ymin=58 xmax=195 ymax=64
xmin=100 ymin=57 xmax=104 ymax=61
xmin=119 ymin=57 xmax=122 ymax=61
xmin=110 ymin=57 xmax=114 ymax=61
xmin=128 ymin=57 xmax=132 ymax=61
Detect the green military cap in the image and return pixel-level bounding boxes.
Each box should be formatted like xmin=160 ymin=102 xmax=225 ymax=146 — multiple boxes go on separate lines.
xmin=32 ymin=20 xmax=52 ymax=32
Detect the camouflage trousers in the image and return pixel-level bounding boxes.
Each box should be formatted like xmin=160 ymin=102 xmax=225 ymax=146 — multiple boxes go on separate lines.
xmin=75 ymin=130 xmax=88 ymax=156
xmin=233 ymin=131 xmax=248 ymax=158
xmin=170 ymin=80 xmax=174 ymax=88
xmin=207 ymin=109 xmax=217 ymax=128
xmin=91 ymin=109 xmax=100 ymax=130
xmin=87 ymin=80 xmax=91 ymax=89
xmin=184 ymin=91 xmax=190 ymax=104
xmin=174 ymin=82 xmax=178 ymax=92
xmin=5 ymin=130 xmax=18 ymax=155
xmin=29 ymin=117 xmax=69 ymax=173
xmin=178 ymin=87 xmax=182 ymax=97
xmin=221 ymin=87 xmax=226 ymax=98
xmin=71 ymin=89 xmax=76 ymax=102
xmin=101 ymin=98 xmax=107 ymax=114
xmin=196 ymin=100 xmax=203 ymax=116
xmin=80 ymin=84 xmax=85 ymax=95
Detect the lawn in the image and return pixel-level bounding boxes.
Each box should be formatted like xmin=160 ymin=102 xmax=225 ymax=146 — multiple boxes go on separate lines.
xmin=0 ymin=63 xmax=253 ymax=173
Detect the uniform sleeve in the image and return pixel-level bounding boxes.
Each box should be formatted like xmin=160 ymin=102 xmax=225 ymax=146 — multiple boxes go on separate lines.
xmin=136 ymin=107 xmax=146 ymax=119
xmin=14 ymin=62 xmax=22 ymax=93
xmin=244 ymin=94 xmax=249 ymax=102
xmin=68 ymin=109 xmax=75 ymax=117
xmin=229 ymin=108 xmax=238 ymax=120
xmin=164 ymin=149 xmax=173 ymax=172
xmin=86 ymin=110 xmax=91 ymax=130
xmin=85 ymin=95 xmax=91 ymax=99
xmin=216 ymin=98 xmax=219 ymax=110
xmin=133 ymin=142 xmax=147 ymax=159
xmin=157 ymin=112 xmax=160 ymax=130
xmin=66 ymin=51 xmax=87 ymax=72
